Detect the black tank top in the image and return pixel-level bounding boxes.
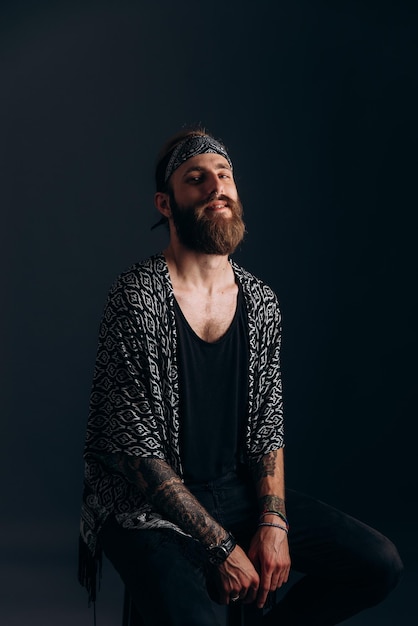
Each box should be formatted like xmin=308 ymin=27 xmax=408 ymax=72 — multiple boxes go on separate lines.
xmin=174 ymin=284 xmax=249 ymax=484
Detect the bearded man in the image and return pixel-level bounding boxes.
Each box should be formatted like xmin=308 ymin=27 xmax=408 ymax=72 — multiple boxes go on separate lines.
xmin=78 ymin=129 xmax=402 ymax=625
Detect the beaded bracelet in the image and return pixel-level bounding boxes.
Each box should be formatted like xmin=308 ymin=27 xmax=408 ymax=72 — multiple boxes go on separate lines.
xmin=259 ymin=511 xmax=289 ymax=529
xmin=258 ymin=521 xmax=288 ymax=534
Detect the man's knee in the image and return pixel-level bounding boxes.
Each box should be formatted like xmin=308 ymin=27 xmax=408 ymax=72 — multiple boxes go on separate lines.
xmin=367 ymin=536 xmax=404 ymax=603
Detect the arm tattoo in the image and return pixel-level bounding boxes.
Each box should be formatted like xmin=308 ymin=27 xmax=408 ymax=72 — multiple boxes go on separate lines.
xmin=250 ymin=450 xmax=277 ymax=481
xmin=120 ymin=455 xmax=226 ymax=547
xmin=248 ymin=451 xmax=287 ymax=516
xmin=259 ymin=494 xmax=286 ymax=516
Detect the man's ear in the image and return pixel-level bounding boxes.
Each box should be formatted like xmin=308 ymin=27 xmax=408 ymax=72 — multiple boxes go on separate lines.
xmin=154 ymin=192 xmax=171 ymax=218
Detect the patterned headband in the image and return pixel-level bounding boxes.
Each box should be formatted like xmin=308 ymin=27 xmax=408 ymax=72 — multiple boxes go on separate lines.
xmin=164 ymin=134 xmax=233 ymax=183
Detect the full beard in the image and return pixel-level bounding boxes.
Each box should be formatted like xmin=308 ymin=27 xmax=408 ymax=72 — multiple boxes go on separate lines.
xmin=169 ymin=191 xmax=246 ymax=255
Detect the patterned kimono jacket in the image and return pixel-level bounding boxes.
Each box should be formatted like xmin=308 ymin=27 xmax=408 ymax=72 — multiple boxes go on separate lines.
xmin=78 ymin=253 xmax=284 ymax=601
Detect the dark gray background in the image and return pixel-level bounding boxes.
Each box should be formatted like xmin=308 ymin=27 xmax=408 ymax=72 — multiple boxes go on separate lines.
xmin=1 ymin=1 xmax=416 ymax=624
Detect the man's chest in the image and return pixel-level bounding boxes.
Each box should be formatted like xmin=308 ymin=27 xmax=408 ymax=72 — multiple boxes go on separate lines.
xmin=173 ymin=287 xmax=238 ymax=343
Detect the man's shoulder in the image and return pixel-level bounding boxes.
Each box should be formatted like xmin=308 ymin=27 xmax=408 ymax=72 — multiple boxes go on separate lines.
xmin=231 ymin=259 xmax=279 ymax=302
xmin=232 ymin=260 xmax=282 ymax=332
xmin=104 ymin=253 xmax=169 ymax=311
xmin=110 ymin=253 xmax=167 ymax=291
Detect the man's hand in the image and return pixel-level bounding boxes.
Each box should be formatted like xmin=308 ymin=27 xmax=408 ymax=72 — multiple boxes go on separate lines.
xmin=213 ymin=544 xmax=260 ymax=605
xmin=248 ymin=522 xmax=291 ymax=608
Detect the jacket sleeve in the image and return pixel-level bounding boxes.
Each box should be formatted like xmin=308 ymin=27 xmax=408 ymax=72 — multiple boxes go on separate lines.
xmin=247 ymin=286 xmax=284 ymax=464
xmin=84 ymin=276 xmax=168 ymax=472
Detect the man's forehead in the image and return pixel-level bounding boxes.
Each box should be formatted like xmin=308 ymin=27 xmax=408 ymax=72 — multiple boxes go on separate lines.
xmin=175 ymin=153 xmax=232 ymax=176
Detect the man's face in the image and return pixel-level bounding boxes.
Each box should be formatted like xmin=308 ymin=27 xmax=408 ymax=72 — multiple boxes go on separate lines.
xmin=167 ymin=153 xmax=246 ymax=255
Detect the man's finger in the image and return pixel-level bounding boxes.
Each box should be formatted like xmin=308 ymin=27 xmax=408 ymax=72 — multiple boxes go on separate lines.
xmin=256 ymin=572 xmax=272 ymax=608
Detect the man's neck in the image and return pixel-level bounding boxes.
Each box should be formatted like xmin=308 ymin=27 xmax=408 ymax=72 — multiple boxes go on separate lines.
xmin=163 ymin=242 xmax=234 ymax=294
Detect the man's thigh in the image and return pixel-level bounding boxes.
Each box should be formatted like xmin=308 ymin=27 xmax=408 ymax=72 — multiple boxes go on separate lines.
xmin=285 ymin=488 xmax=396 ymax=580
xmin=100 ymin=517 xmax=226 ymax=626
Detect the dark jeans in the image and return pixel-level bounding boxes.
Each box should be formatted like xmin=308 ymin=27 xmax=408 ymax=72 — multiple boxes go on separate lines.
xmin=100 ymin=472 xmax=403 ymax=626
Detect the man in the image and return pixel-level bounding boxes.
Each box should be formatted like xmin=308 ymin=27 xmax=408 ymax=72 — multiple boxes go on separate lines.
xmin=79 ymin=128 xmax=403 ymax=625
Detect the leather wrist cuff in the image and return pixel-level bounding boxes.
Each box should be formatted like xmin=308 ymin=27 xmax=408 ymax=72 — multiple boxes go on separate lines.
xmin=206 ymin=532 xmax=236 ymax=565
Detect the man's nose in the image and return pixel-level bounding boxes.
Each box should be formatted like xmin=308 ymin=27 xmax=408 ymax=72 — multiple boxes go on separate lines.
xmin=207 ymin=174 xmax=224 ymax=197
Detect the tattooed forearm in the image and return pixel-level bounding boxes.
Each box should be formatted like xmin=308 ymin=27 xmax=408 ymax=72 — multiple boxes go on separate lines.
xmin=247 ymin=449 xmax=287 ymax=517
xmin=259 ymin=494 xmax=286 ymax=516
xmin=120 ymin=454 xmax=177 ymax=495
xmin=153 ymin=478 xmax=226 ymax=547
xmin=250 ymin=450 xmax=277 ymax=481
xmin=120 ymin=455 xmax=226 ymax=547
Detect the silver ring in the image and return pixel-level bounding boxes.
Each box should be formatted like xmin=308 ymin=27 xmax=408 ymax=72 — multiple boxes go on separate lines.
xmin=231 ymin=595 xmax=240 ymax=602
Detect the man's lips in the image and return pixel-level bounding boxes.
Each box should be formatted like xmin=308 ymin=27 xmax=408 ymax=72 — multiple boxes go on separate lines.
xmin=206 ymin=202 xmax=229 ymax=212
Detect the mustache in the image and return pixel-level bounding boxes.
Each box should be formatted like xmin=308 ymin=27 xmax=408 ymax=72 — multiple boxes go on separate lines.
xmin=195 ymin=193 xmax=241 ymax=215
